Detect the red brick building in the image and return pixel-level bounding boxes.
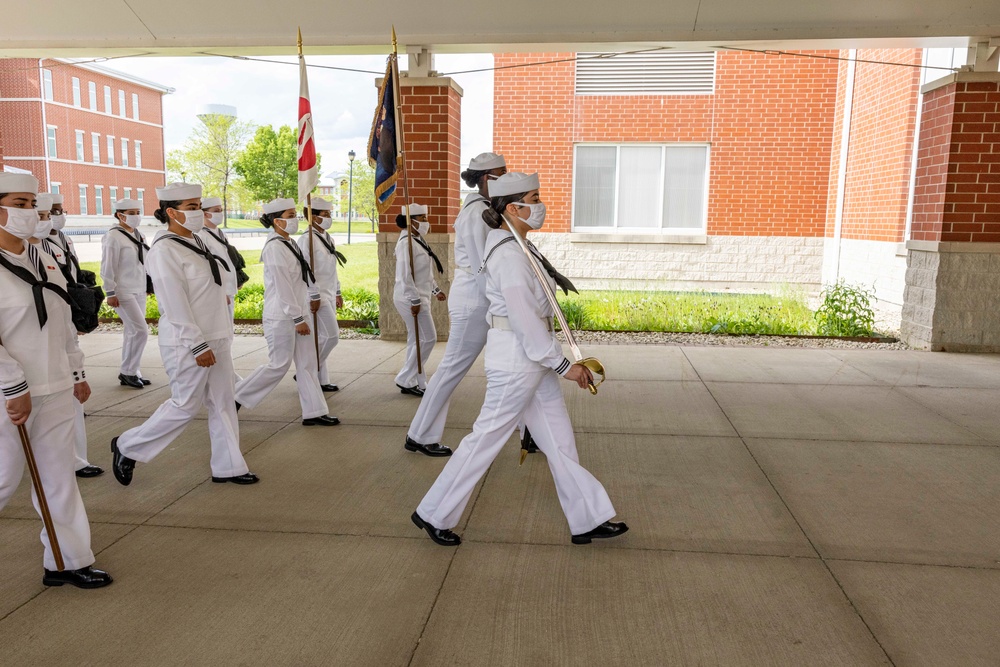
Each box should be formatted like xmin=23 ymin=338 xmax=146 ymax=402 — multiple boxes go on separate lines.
xmin=0 ymin=58 xmax=172 ymax=219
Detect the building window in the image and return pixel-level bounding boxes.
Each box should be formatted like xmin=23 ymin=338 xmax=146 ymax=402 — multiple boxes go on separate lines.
xmin=110 ymin=186 xmax=118 ymax=203
xmin=91 ymin=133 xmax=101 ymax=164
xmin=121 ymin=138 xmax=129 ymax=167
xmin=46 ymin=126 xmax=58 ymax=158
xmin=75 ymin=130 xmax=85 ymax=162
xmin=104 ymin=85 xmax=112 ymax=113
xmin=88 ymin=81 xmax=97 ymax=110
xmin=72 ymin=77 xmax=81 ymax=106
xmin=78 ymin=185 xmax=88 ymax=216
xmin=42 ymin=70 xmax=53 ymax=101
xmin=575 ymin=51 xmax=716 ymax=95
xmin=134 ymin=141 xmax=142 ymax=169
xmin=107 ymin=136 xmax=115 ymax=165
xmin=124 ymin=187 xmax=132 ymax=200
xmin=95 ymin=186 xmax=104 ymax=216
xmin=118 ymin=90 xmax=126 ymax=117
xmin=132 ymin=93 xmax=140 ymax=120
xmin=51 ymin=183 xmax=61 ymax=195
xmin=137 ymin=189 xmax=144 ymax=212
xmin=573 ymin=144 xmax=709 ymax=232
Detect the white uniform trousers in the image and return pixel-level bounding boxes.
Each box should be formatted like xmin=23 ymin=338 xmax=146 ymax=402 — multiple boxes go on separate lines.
xmin=115 ymin=293 xmax=148 ymax=376
xmin=417 ymin=368 xmax=616 ymax=536
xmin=407 ymin=301 xmax=489 ymax=444
xmin=234 ymin=318 xmax=327 ymax=420
xmin=118 ymin=338 xmax=248 ymax=478
xmin=315 ymin=300 xmax=339 ymax=386
xmin=0 ymin=389 xmax=96 ymax=571
xmin=72 ymin=399 xmax=92 ymax=470
xmin=394 ymin=297 xmax=436 ymax=390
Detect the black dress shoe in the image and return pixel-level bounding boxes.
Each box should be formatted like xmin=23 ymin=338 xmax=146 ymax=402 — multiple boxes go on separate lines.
xmin=397 ymin=384 xmax=425 ymax=397
xmin=571 ymin=521 xmax=630 ymax=545
xmin=43 ymin=566 xmax=113 ymax=589
xmin=411 ymin=512 xmax=461 ymax=546
xmin=302 ymin=415 xmax=341 ymax=426
xmin=521 ymin=428 xmax=540 ymax=454
xmin=140 ymin=378 xmax=151 ymax=386
xmin=110 ymin=436 xmax=135 ymax=486
xmin=320 ymin=384 xmax=339 ymax=393
xmin=235 ymin=401 xmax=241 ymax=412
xmin=404 ymin=436 xmax=453 ymax=457
xmin=118 ymin=374 xmax=144 ymax=389
xmin=212 ymin=472 xmax=260 ymax=485
xmin=75 ymin=465 xmax=104 ymax=478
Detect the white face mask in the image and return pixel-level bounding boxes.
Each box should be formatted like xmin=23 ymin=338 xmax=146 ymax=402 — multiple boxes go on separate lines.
xmin=318 ymin=216 xmax=333 ymax=231
xmin=515 ymin=201 xmax=547 ymax=230
xmin=279 ymin=217 xmax=300 ymax=235
xmin=1 ymin=206 xmax=41 ymax=240
xmin=175 ymin=209 xmax=204 ymax=233
xmin=416 ymin=220 xmax=430 ymax=236
xmin=50 ymin=213 xmax=67 ymax=230
xmin=124 ymin=214 xmax=142 ymax=228
xmin=203 ymin=211 xmax=222 ymax=227
xmin=33 ymin=217 xmax=54 ymax=240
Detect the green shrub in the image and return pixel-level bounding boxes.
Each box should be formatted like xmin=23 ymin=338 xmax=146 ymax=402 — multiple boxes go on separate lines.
xmin=341 ymin=287 xmax=380 ymax=324
xmin=814 ymin=281 xmax=876 ymax=337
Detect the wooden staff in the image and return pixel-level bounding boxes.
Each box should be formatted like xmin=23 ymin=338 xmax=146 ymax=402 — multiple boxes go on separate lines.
xmin=298 ymin=30 xmax=321 ymax=372
xmin=391 ymin=27 xmax=423 ymax=375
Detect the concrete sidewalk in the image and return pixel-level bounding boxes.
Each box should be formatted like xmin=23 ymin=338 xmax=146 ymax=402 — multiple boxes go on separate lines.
xmin=2 ymin=335 xmax=999 ymax=665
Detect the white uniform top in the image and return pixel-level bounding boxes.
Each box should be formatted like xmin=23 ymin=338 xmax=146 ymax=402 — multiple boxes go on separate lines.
xmin=43 ymin=232 xmax=80 ymax=282
xmin=261 ymin=231 xmax=320 ymax=324
xmin=481 ymin=229 xmax=572 ymax=376
xmin=296 ymin=228 xmax=341 ymax=303
xmin=147 ymin=231 xmax=233 ymax=355
xmin=451 ymin=192 xmax=490 ymax=309
xmin=100 ymin=225 xmax=148 ymax=297
xmin=197 ymin=227 xmax=239 ymax=299
xmin=394 ymin=231 xmax=440 ymax=306
xmin=0 ymin=242 xmax=86 ymax=398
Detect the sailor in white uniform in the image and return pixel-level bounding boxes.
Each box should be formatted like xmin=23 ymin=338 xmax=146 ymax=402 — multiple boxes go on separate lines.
xmin=393 ymin=204 xmax=446 ymax=397
xmin=296 ymin=197 xmax=343 ymax=393
xmin=101 ymin=198 xmax=152 ymax=389
xmin=31 ymin=195 xmax=103 ymax=479
xmin=110 ymin=183 xmax=258 ymax=486
xmin=413 ymin=172 xmax=628 ymax=547
xmin=404 ymin=153 xmax=507 ymax=457
xmin=197 ymin=197 xmax=240 ymax=321
xmin=0 ymin=172 xmax=112 ymax=589
xmin=234 ymin=198 xmax=340 ymax=427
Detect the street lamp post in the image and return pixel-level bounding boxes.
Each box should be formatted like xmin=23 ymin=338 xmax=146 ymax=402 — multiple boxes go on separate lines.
xmin=347 ymin=149 xmax=356 ymax=244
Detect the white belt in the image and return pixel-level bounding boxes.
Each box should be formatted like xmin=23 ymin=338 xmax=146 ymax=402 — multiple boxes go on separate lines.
xmin=489 ymin=315 xmax=553 ymax=332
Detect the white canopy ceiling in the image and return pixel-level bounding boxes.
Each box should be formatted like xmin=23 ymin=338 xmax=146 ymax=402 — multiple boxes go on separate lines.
xmin=0 ymin=0 xmax=995 ymax=57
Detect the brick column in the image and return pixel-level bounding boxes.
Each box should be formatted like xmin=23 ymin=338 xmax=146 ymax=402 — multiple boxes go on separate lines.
xmin=375 ymin=76 xmax=463 ymax=341
xmin=901 ymin=73 xmax=1000 ymax=351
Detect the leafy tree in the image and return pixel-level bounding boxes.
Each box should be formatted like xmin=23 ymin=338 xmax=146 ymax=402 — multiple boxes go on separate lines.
xmin=234 ymin=124 xmax=321 ymax=204
xmin=166 ymin=114 xmax=254 ymax=226
xmin=348 ymin=159 xmax=378 ymax=230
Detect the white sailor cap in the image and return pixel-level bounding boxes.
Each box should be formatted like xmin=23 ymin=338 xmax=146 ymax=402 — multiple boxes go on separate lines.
xmin=0 ymin=172 xmax=39 ymax=195
xmin=114 ymin=199 xmax=141 ymax=211
xmin=48 ymin=193 xmax=64 ymax=205
xmin=263 ymin=197 xmax=296 ymax=215
xmin=35 ymin=193 xmax=54 ymax=211
xmin=401 ymin=203 xmax=428 ymax=217
xmin=201 ymin=197 xmax=223 ymax=209
xmin=309 ymin=197 xmax=333 ymax=211
xmin=469 ymin=152 xmax=506 ymax=171
xmin=487 ymin=172 xmax=540 ymax=198
xmin=155 ymin=182 xmax=202 ymax=201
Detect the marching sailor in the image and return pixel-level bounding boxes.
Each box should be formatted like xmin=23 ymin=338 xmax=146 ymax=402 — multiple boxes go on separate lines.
xmin=412 ymin=172 xmax=628 ymax=546
xmin=404 ymin=153 xmax=506 ymax=457
xmin=0 ymin=172 xmax=112 ymax=588
xmin=233 ymin=198 xmax=340 ymax=426
xmin=110 ymin=182 xmax=258 ymax=486
xmin=101 ymin=198 xmax=152 ymax=388
xmin=393 ymin=204 xmax=446 ymax=397
xmin=296 ymin=197 xmax=343 ymax=393
xmin=32 ymin=195 xmax=104 ymax=478
xmin=198 ymin=197 xmax=241 ymax=322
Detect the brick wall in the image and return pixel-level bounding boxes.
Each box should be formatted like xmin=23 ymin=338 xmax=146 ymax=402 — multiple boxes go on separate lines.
xmin=493 ymin=50 xmax=840 ymax=237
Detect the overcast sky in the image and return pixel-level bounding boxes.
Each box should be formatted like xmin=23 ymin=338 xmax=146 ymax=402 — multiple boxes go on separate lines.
xmin=106 ymin=53 xmax=495 ymax=179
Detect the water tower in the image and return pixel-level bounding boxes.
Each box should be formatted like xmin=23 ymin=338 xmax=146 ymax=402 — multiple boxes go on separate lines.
xmin=196 ymin=104 xmax=237 ymax=123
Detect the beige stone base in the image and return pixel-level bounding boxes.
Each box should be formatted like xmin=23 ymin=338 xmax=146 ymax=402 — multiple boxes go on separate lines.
xmin=377 ymin=232 xmax=454 ymax=342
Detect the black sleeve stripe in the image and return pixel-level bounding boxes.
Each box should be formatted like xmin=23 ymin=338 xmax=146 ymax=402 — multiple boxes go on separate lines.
xmin=292 ymin=316 xmax=305 ymax=324
xmin=191 ymin=343 xmax=209 ymax=356
xmin=555 ymin=359 xmax=571 ymax=375
xmin=3 ymin=381 xmax=29 ymax=397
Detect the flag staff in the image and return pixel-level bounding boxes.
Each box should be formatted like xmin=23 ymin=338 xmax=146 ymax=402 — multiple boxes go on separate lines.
xmin=390 ymin=26 xmax=424 ymax=375
xmin=298 ymin=27 xmax=321 ymax=368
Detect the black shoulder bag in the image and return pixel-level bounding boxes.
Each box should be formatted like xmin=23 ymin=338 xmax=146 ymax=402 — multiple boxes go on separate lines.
xmin=0 ymin=245 xmax=102 ymax=334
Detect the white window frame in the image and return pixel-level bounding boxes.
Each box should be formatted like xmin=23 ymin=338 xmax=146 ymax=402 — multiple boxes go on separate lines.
xmin=137 ymin=188 xmax=144 ymax=213
xmin=104 ymin=85 xmax=112 ymax=113
xmin=106 ymin=136 xmax=115 ymax=165
xmin=118 ymin=90 xmax=126 ymax=117
xmin=75 ymin=130 xmax=85 ymax=162
xmin=121 ymin=138 xmax=129 ymax=167
xmin=91 ymin=132 xmax=101 ymax=164
xmin=51 ymin=183 xmax=61 ymax=196
xmin=94 ymin=185 xmax=104 ymax=216
xmin=132 ymin=93 xmax=140 ymax=120
xmin=46 ymin=126 xmax=58 ymax=158
xmin=88 ymin=81 xmax=97 ymax=110
xmin=134 ymin=140 xmax=142 ymax=169
xmin=78 ymin=185 xmax=88 ymax=216
xmin=42 ymin=70 xmax=54 ymax=101
xmin=571 ymin=142 xmax=711 ymax=235
xmin=110 ymin=186 xmax=118 ymax=203
xmin=124 ymin=187 xmax=132 ymax=200
xmin=71 ymin=77 xmax=81 ymax=107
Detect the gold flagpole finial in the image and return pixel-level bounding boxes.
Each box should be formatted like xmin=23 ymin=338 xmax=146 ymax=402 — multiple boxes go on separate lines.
xmin=391 ymin=26 xmax=398 ymax=54
xmin=297 ymin=27 xmax=303 ymax=57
